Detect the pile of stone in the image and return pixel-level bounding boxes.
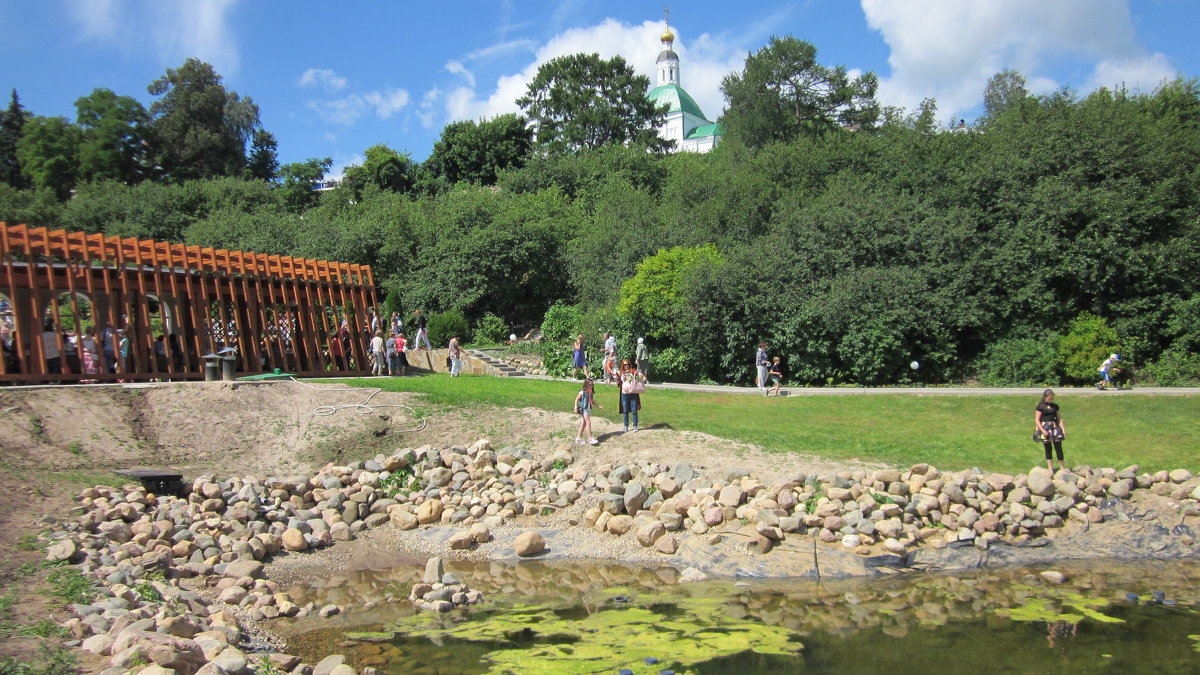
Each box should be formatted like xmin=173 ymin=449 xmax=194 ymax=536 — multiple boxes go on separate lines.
xmin=579 ymin=462 xmax=1200 ymax=556
xmin=408 ymin=557 xmax=484 ymax=612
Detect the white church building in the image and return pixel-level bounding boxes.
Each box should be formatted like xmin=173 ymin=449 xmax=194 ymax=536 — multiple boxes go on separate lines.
xmin=647 ymin=24 xmax=723 ymax=153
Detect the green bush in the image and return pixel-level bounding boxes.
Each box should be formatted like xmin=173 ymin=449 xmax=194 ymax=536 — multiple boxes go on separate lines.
xmin=1057 ymin=312 xmax=1117 ymax=384
xmin=1142 ymin=349 xmax=1200 ymax=386
xmin=975 ymin=334 xmax=1062 ymax=386
xmin=473 ymin=313 xmax=508 ymax=344
xmin=427 ymin=308 xmax=470 ymax=347
xmin=540 ymin=303 xmax=581 ymax=344
xmin=538 ymin=344 xmax=575 ymax=378
xmin=649 ymin=346 xmax=701 ymax=383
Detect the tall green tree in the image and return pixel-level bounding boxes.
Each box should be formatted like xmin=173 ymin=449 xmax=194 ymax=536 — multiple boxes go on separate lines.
xmin=982 ymin=69 xmax=1028 ymax=119
xmin=0 ymin=90 xmax=31 ymax=188
xmin=342 ymin=144 xmax=415 ymax=196
xmin=147 ymin=58 xmax=260 ymax=181
xmin=75 ymin=88 xmax=150 ymax=184
xmin=16 ymin=116 xmax=82 ymax=200
xmin=517 ymin=53 xmax=670 ymax=153
xmin=426 ymin=113 xmax=532 ymax=185
xmin=245 ymin=129 xmax=279 ymax=182
xmin=278 ymin=157 xmax=332 ymax=212
xmin=720 ymin=36 xmax=879 ymax=146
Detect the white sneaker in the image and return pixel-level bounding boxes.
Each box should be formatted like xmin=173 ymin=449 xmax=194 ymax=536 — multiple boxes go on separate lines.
xmin=574 ymin=438 xmax=585 ymax=445
xmin=588 ymin=438 xmax=599 ymax=445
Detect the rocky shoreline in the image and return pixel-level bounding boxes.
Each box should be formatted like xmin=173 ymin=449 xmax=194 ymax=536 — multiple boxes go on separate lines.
xmin=42 ymin=438 xmax=1200 ymax=674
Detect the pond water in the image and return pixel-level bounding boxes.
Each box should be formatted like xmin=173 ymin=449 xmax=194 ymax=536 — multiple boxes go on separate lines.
xmin=280 ymin=559 xmax=1200 ymax=674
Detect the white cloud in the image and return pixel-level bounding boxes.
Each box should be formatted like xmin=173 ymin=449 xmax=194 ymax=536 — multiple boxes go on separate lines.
xmin=442 ymin=18 xmax=746 ymax=125
xmin=328 ymin=153 xmax=365 ymax=181
xmin=308 ymin=88 xmax=411 ymax=125
xmin=861 ymin=0 xmax=1177 ymax=120
xmin=67 ymin=0 xmax=242 ymax=75
xmin=445 ymin=61 xmax=476 ymax=90
xmin=299 ymin=68 xmax=348 ymax=93
xmin=417 ymin=88 xmax=442 ymax=129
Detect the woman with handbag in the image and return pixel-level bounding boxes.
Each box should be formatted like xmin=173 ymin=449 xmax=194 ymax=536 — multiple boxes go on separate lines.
xmin=619 ymin=359 xmax=647 ymax=432
xmin=1034 ymin=389 xmax=1067 ymax=473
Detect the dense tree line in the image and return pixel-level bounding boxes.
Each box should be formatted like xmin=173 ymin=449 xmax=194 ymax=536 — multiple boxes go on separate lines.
xmin=2 ymin=41 xmax=1198 ymax=386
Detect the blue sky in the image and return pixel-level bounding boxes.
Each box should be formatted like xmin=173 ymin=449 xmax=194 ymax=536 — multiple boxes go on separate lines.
xmin=0 ymin=0 xmax=1196 ymax=176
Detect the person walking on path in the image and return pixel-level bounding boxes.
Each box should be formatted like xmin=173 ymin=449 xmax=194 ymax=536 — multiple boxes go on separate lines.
xmin=755 ymin=342 xmax=770 ymax=394
xmin=601 ymin=332 xmax=616 ymax=384
xmin=448 ymin=335 xmax=464 ymax=376
xmin=635 ymin=337 xmax=650 ymax=382
xmin=572 ymin=334 xmax=588 ymax=380
xmin=1096 ymin=353 xmax=1120 ymax=390
xmin=370 ymin=329 xmax=386 ymax=376
xmin=767 ymin=356 xmax=783 ymax=397
xmin=390 ymin=311 xmax=405 ymax=336
xmin=619 ymin=359 xmax=647 ymax=432
xmin=573 ymin=378 xmax=603 ymax=445
xmin=413 ymin=309 xmax=431 ymax=351
xmin=1034 ymin=389 xmax=1067 ymax=473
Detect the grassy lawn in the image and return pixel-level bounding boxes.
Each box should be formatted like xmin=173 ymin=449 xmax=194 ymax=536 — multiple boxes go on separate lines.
xmin=329 ymin=375 xmax=1200 ymax=475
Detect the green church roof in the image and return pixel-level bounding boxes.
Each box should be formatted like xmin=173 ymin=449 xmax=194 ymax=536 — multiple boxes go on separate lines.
xmin=685 ymin=122 xmax=724 ymax=139
xmin=648 ymin=83 xmax=707 ymax=121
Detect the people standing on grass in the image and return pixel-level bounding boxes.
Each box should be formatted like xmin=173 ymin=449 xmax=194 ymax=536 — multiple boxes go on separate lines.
xmin=619 ymin=359 xmax=647 ymax=433
xmin=572 ymin=334 xmax=588 ymax=380
xmin=448 ymin=335 xmax=464 ymax=377
xmin=755 ymin=342 xmax=770 ymax=394
xmin=413 ymin=309 xmax=431 ymax=351
xmin=635 ymin=337 xmax=650 ymax=382
xmin=396 ymin=332 xmax=409 ymax=376
xmin=574 ymin=378 xmax=603 ymax=445
xmin=385 ymin=332 xmax=399 ymax=375
xmin=370 ymin=329 xmax=386 ymax=376
xmin=1034 ymin=389 xmax=1067 ymax=473
xmin=768 ymin=356 xmax=783 ymax=397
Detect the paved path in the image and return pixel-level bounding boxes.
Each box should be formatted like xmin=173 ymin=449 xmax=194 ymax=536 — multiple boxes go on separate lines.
xmin=522 ymin=374 xmax=1200 ymax=397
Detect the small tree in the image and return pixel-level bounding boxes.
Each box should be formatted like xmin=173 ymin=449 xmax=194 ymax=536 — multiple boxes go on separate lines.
xmin=427 ymin=308 xmax=470 ymax=347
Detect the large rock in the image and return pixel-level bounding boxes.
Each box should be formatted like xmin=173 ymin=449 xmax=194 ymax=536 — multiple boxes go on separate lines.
xmin=223 ymin=560 xmax=263 ymax=579
xmin=1169 ymin=469 xmax=1194 ymax=483
xmin=281 ymin=528 xmax=308 ymax=552
xmin=45 ymin=539 xmax=77 ymax=563
xmin=110 ymin=631 xmax=205 ymax=674
xmin=718 ymin=485 xmax=745 ymax=507
xmin=623 ymin=482 xmax=649 ymax=513
xmin=636 ymin=521 xmax=666 ymax=547
xmin=417 ymin=499 xmax=444 ymax=524
xmin=606 ymin=515 xmax=634 ymax=535
xmin=447 ymin=531 xmax=474 ymax=550
xmin=313 ymin=654 xmax=346 ymax=675
xmin=514 ymin=531 xmax=545 ymax=557
xmin=390 ymin=509 xmax=418 ymax=530
xmin=654 ymin=534 xmax=678 ymax=554
xmin=423 ymin=557 xmax=444 ymax=584
xmin=873 ymin=469 xmax=901 ymax=484
xmin=1027 ymin=468 xmax=1055 ymax=497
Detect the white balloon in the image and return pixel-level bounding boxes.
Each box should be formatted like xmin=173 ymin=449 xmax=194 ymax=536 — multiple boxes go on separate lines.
xmin=910 ymin=361 xmax=920 ymax=370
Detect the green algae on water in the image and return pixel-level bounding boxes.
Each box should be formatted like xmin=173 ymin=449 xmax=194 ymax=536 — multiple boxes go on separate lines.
xmin=995 ymin=589 xmax=1124 ymax=625
xmin=374 ymin=596 xmax=802 ymax=674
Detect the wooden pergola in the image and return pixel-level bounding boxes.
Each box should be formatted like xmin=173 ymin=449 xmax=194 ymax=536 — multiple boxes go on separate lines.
xmin=0 ymin=223 xmax=379 ymax=383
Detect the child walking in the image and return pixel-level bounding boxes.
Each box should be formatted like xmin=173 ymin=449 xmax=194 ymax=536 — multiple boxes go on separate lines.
xmin=573 ymin=378 xmax=603 ymax=445
xmin=768 ymin=356 xmax=783 ymax=396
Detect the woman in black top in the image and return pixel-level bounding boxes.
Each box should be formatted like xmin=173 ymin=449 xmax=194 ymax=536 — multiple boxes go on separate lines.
xmin=1034 ymin=389 xmax=1067 ymax=473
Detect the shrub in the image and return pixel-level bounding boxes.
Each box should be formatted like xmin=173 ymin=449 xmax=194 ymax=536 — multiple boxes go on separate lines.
xmin=540 ymin=303 xmax=581 ymax=344
xmin=1057 ymin=312 xmax=1117 ymax=384
xmin=473 ymin=313 xmax=508 ymax=344
xmin=1142 ymin=349 xmax=1200 ymax=386
xmin=975 ymin=334 xmax=1062 ymax=386
xmin=427 ymin=308 xmax=470 ymax=347
xmin=649 ymin=346 xmax=701 ymax=383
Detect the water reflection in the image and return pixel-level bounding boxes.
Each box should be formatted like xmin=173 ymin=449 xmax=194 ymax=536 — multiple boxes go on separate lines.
xmin=280 ymin=559 xmax=1200 ymax=675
